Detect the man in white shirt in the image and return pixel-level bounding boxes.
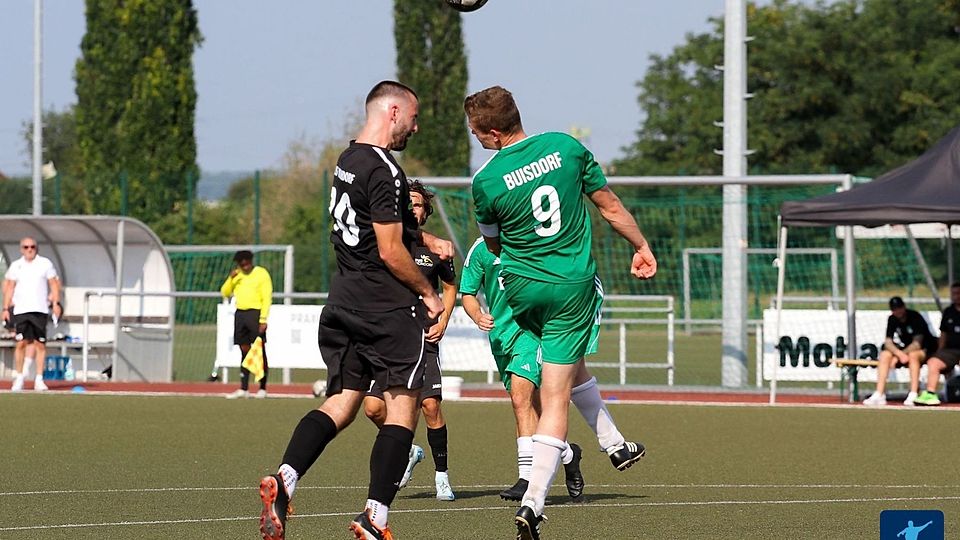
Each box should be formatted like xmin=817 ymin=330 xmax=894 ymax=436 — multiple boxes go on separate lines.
xmin=2 ymin=237 xmax=62 ymax=391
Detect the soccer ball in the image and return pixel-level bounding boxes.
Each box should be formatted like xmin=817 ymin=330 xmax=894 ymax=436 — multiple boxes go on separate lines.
xmin=312 ymin=379 xmax=327 ymax=398
xmin=445 ymin=0 xmax=489 ymax=13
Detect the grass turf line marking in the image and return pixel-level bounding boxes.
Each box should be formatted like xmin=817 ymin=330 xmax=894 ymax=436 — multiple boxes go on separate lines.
xmin=3 ymin=496 xmax=959 ymax=532
xmin=6 ymin=483 xmax=960 ymax=496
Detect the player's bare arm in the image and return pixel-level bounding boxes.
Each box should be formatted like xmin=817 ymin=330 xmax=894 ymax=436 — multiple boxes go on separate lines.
xmin=1 ymin=279 xmax=12 ymax=323
xmin=48 ymin=277 xmax=63 ymax=319
xmin=588 ymin=186 xmax=657 ymax=279
xmin=421 ymin=231 xmax=455 ymax=261
xmin=479 ymin=230 xmax=502 ymax=257
xmin=373 ymin=221 xmax=444 ymax=319
xmin=426 ymin=278 xmax=458 ymax=343
xmin=461 ymin=294 xmax=495 ymax=332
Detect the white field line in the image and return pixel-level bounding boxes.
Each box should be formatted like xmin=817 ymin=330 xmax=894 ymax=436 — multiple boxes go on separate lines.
xmin=2 ymin=496 xmax=959 ymax=532
xmin=4 ymin=482 xmax=960 ymax=497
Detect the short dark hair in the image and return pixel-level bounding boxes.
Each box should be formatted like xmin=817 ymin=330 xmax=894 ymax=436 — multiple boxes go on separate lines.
xmin=952 ymin=282 xmax=960 ymax=289
xmin=464 ymin=85 xmax=523 ymax=134
xmin=233 ymin=250 xmax=253 ymax=263
xmin=408 ymin=179 xmax=435 ymax=218
xmin=366 ymin=80 xmax=418 ymax=105
xmin=889 ymin=296 xmax=905 ymax=309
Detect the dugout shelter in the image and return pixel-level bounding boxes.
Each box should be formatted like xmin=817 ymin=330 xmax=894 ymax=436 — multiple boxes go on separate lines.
xmin=772 ymin=125 xmax=960 ymax=400
xmin=0 ymin=215 xmax=174 ymax=382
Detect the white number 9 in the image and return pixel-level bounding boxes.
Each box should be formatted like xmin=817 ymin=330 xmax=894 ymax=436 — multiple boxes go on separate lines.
xmin=531 ymin=185 xmax=561 ymax=237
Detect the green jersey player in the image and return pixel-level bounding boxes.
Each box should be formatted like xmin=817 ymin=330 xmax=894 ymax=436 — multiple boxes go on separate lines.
xmin=464 ymin=85 xmax=657 ymax=540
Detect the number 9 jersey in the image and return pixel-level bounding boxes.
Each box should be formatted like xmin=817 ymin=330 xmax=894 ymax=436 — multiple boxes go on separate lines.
xmin=327 ymin=141 xmax=421 ymax=310
xmin=472 ymin=132 xmax=607 ymax=284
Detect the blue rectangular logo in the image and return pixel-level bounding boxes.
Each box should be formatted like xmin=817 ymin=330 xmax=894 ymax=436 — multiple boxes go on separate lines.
xmin=880 ymin=510 xmax=944 ymax=540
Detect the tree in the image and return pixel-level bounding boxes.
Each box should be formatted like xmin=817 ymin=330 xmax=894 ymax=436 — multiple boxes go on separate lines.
xmin=74 ymin=0 xmax=202 ymax=224
xmin=615 ymin=0 xmax=960 ymax=179
xmin=20 ymin=106 xmax=87 ymax=213
xmin=394 ymin=0 xmax=470 ymax=175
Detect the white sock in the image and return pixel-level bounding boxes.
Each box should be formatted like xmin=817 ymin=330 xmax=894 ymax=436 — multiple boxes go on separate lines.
xmin=11 ymin=370 xmax=20 ymax=379
xmin=23 ymin=357 xmax=34 ymax=378
xmin=517 ymin=436 xmax=533 ymax=480
xmin=560 ymin=442 xmax=573 ymax=465
xmin=365 ymin=499 xmax=389 ymax=528
xmin=522 ymin=434 xmax=565 ymax=516
xmin=571 ymin=376 xmax=625 ymax=452
xmin=35 ymin=374 xmax=44 ymax=382
xmin=278 ymin=464 xmax=299 ymax=498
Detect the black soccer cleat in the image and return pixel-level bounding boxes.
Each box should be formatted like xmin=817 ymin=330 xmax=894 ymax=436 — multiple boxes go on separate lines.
xmin=515 ymin=505 xmax=545 ymax=540
xmin=500 ymin=478 xmax=529 ymax=501
xmin=349 ymin=509 xmax=394 ymax=540
xmin=609 ymin=441 xmax=646 ymax=471
xmin=259 ymin=474 xmax=291 ymax=540
xmin=563 ymin=442 xmax=585 ymax=501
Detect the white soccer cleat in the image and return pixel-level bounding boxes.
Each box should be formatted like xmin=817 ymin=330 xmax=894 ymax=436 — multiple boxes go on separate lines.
xmin=226 ymin=389 xmax=249 ymax=399
xmin=11 ymin=374 xmax=24 ymax=392
xmin=862 ymin=392 xmax=887 ymax=406
xmin=255 ymin=389 xmax=267 ymax=399
xmin=398 ymin=444 xmax=424 ymax=489
xmin=34 ymin=377 xmax=48 ymax=392
xmin=903 ymin=391 xmax=918 ymax=406
xmin=435 ymin=471 xmax=456 ymax=501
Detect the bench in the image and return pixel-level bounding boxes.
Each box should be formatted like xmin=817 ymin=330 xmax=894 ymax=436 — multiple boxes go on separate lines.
xmin=0 ymin=339 xmax=114 ymax=380
xmin=831 ymin=358 xmax=880 ymax=402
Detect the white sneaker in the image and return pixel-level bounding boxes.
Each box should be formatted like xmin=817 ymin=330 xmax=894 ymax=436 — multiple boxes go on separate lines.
xmin=398 ymin=444 xmax=424 ymax=488
xmin=862 ymin=392 xmax=887 ymax=406
xmin=435 ymin=471 xmax=456 ymax=501
xmin=11 ymin=374 xmax=24 ymax=392
xmin=255 ymin=389 xmax=267 ymax=399
xmin=34 ymin=377 xmax=48 ymax=391
xmin=903 ymin=391 xmax=918 ymax=406
xmin=226 ymin=389 xmax=249 ymax=399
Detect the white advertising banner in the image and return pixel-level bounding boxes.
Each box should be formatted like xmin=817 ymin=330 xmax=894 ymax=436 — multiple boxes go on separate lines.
xmin=216 ymin=304 xmax=495 ymax=372
xmin=762 ymin=309 xmax=941 ymax=382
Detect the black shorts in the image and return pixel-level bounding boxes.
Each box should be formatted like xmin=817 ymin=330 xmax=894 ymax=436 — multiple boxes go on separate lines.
xmin=14 ymin=312 xmax=48 ymax=343
xmin=234 ymin=309 xmax=264 ymax=346
xmin=367 ymin=341 xmax=443 ymax=402
xmin=932 ymin=348 xmax=960 ymax=371
xmin=320 ymin=304 xmax=427 ymax=396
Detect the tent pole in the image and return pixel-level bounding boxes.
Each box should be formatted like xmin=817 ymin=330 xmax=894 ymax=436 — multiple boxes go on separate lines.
xmin=905 ymin=226 xmax=942 ymax=311
xmin=770 ymin=222 xmax=787 ymax=404
xmin=949 ymin=226 xmax=955 ymax=286
xmin=842 ymin=176 xmax=857 ymax=360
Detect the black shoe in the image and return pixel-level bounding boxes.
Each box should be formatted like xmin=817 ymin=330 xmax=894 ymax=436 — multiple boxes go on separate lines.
xmin=609 ymin=441 xmax=646 ymax=471
xmin=349 ymin=509 xmax=394 ymax=540
xmin=259 ymin=474 xmax=290 ymax=540
xmin=206 ymin=372 xmax=220 ymax=382
xmin=563 ymin=443 xmax=585 ymax=501
xmin=500 ymin=478 xmax=529 ymax=501
xmin=515 ymin=505 xmax=544 ymax=540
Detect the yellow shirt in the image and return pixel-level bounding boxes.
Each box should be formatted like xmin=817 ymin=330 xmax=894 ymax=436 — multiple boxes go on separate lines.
xmin=220 ymin=266 xmax=273 ymax=322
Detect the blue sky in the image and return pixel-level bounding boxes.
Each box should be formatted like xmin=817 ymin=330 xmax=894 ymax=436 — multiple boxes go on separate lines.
xmin=0 ymin=0 xmax=723 ymax=176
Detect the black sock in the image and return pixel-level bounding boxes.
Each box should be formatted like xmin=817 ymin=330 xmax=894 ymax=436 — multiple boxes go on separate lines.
xmin=281 ymin=410 xmax=338 ymax=478
xmin=368 ymin=424 xmax=414 ymax=506
xmin=239 ymin=367 xmax=250 ymax=391
xmin=427 ymin=425 xmax=449 ymax=472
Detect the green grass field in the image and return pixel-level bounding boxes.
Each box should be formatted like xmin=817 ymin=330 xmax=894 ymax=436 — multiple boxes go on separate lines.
xmin=1 ymin=394 xmax=957 ymax=539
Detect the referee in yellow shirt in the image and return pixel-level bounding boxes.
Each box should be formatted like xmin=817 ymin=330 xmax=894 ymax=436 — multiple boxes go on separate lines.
xmin=221 ymin=250 xmax=273 ymax=399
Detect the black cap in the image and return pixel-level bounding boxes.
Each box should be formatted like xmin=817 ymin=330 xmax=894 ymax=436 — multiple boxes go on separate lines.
xmin=889 ymin=296 xmax=905 ymax=309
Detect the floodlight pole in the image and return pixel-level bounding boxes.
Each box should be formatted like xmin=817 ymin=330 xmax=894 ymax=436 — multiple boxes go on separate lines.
xmin=720 ymin=0 xmax=749 ymax=386
xmin=32 ymin=0 xmax=43 ymax=216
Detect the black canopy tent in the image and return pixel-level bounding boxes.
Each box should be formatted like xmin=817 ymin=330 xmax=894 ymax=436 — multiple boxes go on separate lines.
xmin=769 ymin=125 xmax=960 ymax=402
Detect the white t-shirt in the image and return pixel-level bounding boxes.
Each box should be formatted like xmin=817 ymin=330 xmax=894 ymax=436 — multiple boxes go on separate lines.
xmin=4 ymin=255 xmax=58 ymax=315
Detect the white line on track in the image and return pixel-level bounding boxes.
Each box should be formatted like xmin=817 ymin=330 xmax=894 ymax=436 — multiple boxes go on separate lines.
xmin=2 ymin=496 xmax=959 ymax=532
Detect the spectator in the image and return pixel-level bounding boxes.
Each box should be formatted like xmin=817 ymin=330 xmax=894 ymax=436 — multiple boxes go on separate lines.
xmin=220 ymin=250 xmax=273 ymax=399
xmin=863 ymin=296 xmax=936 ymax=406
xmin=2 ymin=237 xmax=62 ymax=392
xmin=914 ymin=283 xmax=960 ymax=406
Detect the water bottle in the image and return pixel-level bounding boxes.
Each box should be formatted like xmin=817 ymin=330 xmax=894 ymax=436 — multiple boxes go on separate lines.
xmin=64 ymin=358 xmax=75 ymax=381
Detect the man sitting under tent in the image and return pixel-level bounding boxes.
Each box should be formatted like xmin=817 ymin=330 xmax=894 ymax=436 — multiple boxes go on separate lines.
xmin=862 ymin=296 xmax=936 ymax=407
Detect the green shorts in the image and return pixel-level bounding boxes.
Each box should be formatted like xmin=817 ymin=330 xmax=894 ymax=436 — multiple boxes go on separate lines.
xmin=493 ymin=330 xmax=542 ymax=391
xmin=504 ymin=274 xmax=603 ymax=365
